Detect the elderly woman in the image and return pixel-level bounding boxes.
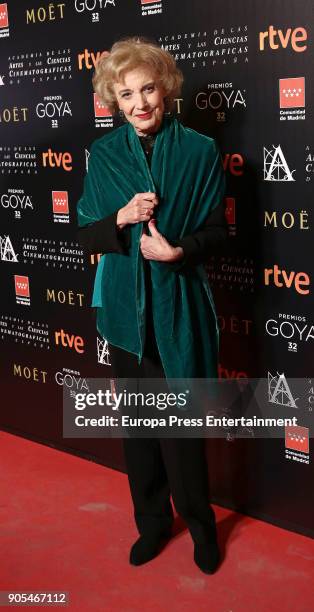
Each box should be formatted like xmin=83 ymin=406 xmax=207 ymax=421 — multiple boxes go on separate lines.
xmin=77 ymin=36 xmax=227 ymax=574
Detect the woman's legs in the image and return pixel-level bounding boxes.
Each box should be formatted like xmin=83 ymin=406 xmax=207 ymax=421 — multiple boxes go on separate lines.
xmin=159 ymin=438 xmax=216 ymax=542
xmin=123 ymin=437 xmax=174 ymax=537
xmin=109 ymin=338 xmax=216 ymax=543
xmin=109 ymin=338 xmax=174 ymax=537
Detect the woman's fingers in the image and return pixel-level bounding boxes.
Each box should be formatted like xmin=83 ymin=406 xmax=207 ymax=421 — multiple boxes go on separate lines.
xmin=141 ymin=192 xmax=158 ymax=200
xmin=140 ymin=205 xmax=154 ymax=220
xmin=123 ymin=193 xmax=159 ymax=224
xmin=142 ymin=193 xmax=158 ymax=207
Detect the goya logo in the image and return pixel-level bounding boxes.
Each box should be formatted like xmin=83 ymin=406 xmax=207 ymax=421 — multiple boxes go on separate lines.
xmin=263 ymin=145 xmax=295 ymax=182
xmin=0 ymin=235 xmax=18 ymax=261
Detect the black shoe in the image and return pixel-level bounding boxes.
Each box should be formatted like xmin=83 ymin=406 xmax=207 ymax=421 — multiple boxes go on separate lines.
xmin=193 ymin=528 xmax=220 ymax=574
xmin=129 ymin=529 xmax=172 ymax=566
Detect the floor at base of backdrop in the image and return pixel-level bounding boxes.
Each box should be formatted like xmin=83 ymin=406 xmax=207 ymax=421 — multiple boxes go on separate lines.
xmin=0 ymin=430 xmax=313 ymax=612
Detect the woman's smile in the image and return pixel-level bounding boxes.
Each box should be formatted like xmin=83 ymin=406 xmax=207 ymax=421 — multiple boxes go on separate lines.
xmin=136 ymin=111 xmax=153 ymax=119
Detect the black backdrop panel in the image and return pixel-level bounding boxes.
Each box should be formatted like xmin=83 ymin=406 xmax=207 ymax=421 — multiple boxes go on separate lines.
xmin=1 ymin=0 xmax=313 ymax=537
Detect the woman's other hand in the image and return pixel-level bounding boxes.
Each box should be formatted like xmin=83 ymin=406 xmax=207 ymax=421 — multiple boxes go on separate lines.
xmin=117 ymin=192 xmax=158 ymax=229
xmin=140 ymin=219 xmax=184 ymax=262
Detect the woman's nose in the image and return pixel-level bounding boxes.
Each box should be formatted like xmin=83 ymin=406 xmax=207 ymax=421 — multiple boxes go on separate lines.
xmin=135 ymin=92 xmax=149 ymax=109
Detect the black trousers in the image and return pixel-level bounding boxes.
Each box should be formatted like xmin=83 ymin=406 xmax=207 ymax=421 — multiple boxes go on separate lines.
xmin=109 ymin=322 xmax=216 ymax=543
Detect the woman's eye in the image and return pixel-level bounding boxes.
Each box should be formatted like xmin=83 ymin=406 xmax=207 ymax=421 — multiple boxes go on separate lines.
xmin=145 ymin=86 xmax=154 ymax=92
xmin=122 ymin=93 xmax=131 ymax=98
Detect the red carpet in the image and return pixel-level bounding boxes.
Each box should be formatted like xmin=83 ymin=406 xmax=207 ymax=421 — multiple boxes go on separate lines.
xmin=0 ymin=431 xmax=313 ymax=611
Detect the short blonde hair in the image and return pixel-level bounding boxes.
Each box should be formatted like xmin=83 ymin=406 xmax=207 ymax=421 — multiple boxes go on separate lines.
xmin=92 ymin=36 xmax=183 ymax=114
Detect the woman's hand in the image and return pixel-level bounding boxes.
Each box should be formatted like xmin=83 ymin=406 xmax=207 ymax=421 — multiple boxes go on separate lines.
xmin=117 ymin=192 xmax=158 ymax=228
xmin=140 ymin=219 xmax=184 ymax=262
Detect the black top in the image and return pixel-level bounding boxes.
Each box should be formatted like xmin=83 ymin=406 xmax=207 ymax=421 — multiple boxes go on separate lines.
xmin=139 ymin=132 xmax=156 ymax=162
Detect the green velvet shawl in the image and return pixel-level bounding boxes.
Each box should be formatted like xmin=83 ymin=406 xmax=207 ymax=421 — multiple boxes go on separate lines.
xmin=77 ymin=116 xmax=225 ymax=379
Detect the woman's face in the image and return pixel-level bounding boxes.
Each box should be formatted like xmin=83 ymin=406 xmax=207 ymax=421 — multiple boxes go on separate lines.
xmin=113 ymin=66 xmax=166 ymax=136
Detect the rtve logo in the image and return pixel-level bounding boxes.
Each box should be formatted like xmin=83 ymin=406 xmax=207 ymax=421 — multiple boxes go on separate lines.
xmin=54 ymin=328 xmax=84 ymax=353
xmin=259 ymin=26 xmax=307 ymax=52
xmin=222 ymin=153 xmax=244 ymax=176
xmin=264 ymin=265 xmax=310 ymax=295
xmin=78 ymin=49 xmax=108 ymax=71
xmin=218 ymin=364 xmax=248 ymax=380
xmin=42 ymin=149 xmax=72 ymax=171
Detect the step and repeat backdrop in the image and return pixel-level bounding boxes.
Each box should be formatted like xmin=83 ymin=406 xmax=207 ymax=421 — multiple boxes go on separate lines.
xmin=1 ymin=0 xmax=313 ymax=536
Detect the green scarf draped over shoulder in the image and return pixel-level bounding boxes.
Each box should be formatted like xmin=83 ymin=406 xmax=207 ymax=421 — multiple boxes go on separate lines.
xmin=77 ymin=116 xmax=225 ymax=380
